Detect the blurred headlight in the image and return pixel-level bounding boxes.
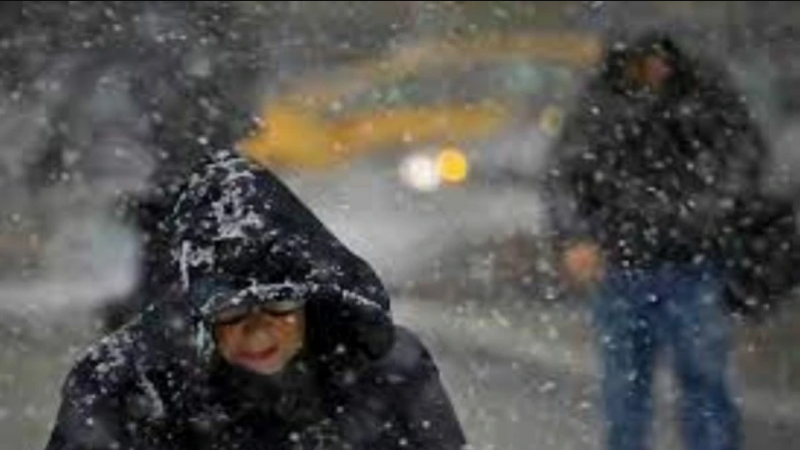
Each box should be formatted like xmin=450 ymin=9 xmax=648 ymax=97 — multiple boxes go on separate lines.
xmin=437 ymin=147 xmax=469 ymax=184
xmin=399 ymin=153 xmax=441 ymax=192
xmin=399 ymin=147 xmax=470 ymax=192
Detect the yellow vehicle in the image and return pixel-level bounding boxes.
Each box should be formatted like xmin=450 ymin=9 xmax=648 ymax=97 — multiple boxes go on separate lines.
xmin=239 ymin=31 xmax=603 ymax=172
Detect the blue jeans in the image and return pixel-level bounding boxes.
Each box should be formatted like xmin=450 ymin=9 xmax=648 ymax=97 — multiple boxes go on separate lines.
xmin=592 ymin=262 xmax=741 ymax=450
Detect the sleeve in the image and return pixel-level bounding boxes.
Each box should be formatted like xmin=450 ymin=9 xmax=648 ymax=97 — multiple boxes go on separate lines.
xmin=540 ymin=88 xmax=605 ymax=248
xmin=42 ymin=345 xmax=170 ymax=450
xmin=695 ymin=64 xmax=770 ymax=198
xmin=392 ymin=330 xmax=469 ymax=450
xmin=682 ymin=68 xmax=773 ymax=243
xmin=43 ymin=360 xmax=135 ymax=450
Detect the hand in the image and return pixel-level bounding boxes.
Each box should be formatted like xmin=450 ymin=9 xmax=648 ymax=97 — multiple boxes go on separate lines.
xmin=562 ymin=241 xmax=605 ymax=288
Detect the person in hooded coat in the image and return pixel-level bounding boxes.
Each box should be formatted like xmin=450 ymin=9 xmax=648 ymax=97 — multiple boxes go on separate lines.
xmin=544 ymin=31 xmax=770 ymax=450
xmin=43 ymin=150 xmax=468 ymax=450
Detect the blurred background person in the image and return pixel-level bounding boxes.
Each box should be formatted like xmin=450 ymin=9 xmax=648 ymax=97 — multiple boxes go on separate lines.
xmin=544 ymin=29 xmax=781 ymax=450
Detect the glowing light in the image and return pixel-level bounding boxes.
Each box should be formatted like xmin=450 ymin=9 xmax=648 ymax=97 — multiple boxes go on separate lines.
xmin=437 ymin=148 xmax=469 ymax=184
xmin=399 ymin=153 xmax=441 ymax=192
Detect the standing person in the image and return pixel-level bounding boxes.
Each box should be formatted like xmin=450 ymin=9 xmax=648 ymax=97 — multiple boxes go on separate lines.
xmin=44 ymin=151 xmax=468 ymax=450
xmin=545 ymin=31 xmax=769 ymax=450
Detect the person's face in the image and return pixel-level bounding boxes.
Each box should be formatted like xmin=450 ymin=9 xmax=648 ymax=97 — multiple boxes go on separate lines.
xmin=642 ymin=54 xmax=673 ymax=90
xmin=214 ymin=308 xmax=306 ymax=375
xmin=626 ymin=53 xmax=673 ymax=92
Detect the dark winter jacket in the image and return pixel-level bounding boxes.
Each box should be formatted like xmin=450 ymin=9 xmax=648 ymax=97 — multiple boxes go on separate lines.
xmin=545 ymin=32 xmax=768 ymax=267
xmin=43 ymin=151 xmax=467 ymax=450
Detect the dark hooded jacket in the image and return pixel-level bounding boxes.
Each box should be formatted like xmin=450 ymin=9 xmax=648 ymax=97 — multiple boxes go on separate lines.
xmin=43 ymin=151 xmax=467 ymax=450
xmin=545 ymin=32 xmax=768 ymax=267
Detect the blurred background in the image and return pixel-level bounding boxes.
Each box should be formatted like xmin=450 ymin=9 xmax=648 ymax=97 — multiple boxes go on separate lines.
xmin=1 ymin=2 xmax=800 ymax=449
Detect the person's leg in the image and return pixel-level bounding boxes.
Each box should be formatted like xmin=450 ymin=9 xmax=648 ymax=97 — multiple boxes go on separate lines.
xmin=593 ymin=269 xmax=660 ymax=450
xmin=664 ymin=266 xmax=741 ymax=450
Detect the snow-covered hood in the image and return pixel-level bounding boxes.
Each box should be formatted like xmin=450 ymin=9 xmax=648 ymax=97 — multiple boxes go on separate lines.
xmin=144 ymin=150 xmax=395 ymax=371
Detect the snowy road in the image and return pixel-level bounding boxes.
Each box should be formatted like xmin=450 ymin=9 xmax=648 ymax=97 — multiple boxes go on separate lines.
xmin=394 ymin=296 xmax=800 ymax=450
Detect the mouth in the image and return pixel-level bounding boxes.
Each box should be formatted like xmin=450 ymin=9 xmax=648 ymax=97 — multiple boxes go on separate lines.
xmin=236 ymin=345 xmax=280 ymax=363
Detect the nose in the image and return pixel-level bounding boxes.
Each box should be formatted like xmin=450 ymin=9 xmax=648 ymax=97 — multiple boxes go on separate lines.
xmin=241 ymin=312 xmax=277 ymax=337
